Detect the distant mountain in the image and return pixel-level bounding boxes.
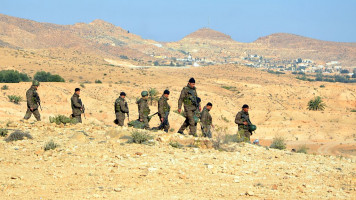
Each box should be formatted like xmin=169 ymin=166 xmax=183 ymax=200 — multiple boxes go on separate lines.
xmin=0 ymin=14 xmax=355 ymax=65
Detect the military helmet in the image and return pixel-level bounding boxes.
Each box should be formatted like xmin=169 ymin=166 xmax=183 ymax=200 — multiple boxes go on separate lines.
xmin=249 ymin=124 xmax=257 ymax=131
xmin=32 ymin=80 xmax=40 ymax=86
xmin=141 ymin=91 xmax=148 ymax=97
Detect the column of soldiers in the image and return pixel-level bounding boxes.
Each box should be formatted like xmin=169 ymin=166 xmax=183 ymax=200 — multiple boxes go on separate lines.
xmin=23 ymin=78 xmax=256 ymax=140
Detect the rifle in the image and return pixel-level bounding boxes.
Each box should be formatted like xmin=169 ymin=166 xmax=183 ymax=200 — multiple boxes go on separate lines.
xmin=35 ymin=94 xmax=42 ymax=111
xmin=148 ymin=112 xmax=158 ymax=122
xmin=127 ymin=112 xmax=130 ymax=122
xmin=82 ymin=104 xmax=86 ymax=119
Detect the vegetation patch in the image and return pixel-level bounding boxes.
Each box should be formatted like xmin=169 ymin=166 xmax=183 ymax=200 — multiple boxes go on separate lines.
xmin=0 ymin=70 xmax=30 ymax=83
xmin=270 ymin=137 xmax=286 ymax=150
xmin=169 ymin=141 xmax=183 ymax=149
xmin=44 ymin=140 xmax=59 ymax=151
xmin=307 ymin=96 xmax=326 ymax=111
xmin=131 ymin=131 xmax=153 ymax=144
xmin=49 ymin=115 xmax=77 ymax=125
xmin=34 ymin=71 xmax=65 ymax=82
xmin=296 ymin=145 xmax=308 ymax=154
xmin=8 ymin=95 xmax=23 ymax=104
xmin=4 ymin=131 xmax=33 ymax=142
xmin=1 ymin=85 xmax=9 ymax=90
xmin=0 ymin=128 xmax=8 ymax=137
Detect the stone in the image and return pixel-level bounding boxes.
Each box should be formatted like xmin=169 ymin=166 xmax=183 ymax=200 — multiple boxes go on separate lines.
xmin=245 ymin=191 xmax=254 ymax=196
xmin=135 ymin=152 xmax=143 ymax=156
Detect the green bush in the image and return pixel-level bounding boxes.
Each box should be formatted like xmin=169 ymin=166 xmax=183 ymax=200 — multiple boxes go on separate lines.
xmin=351 ymin=109 xmax=356 ymax=112
xmin=80 ymin=83 xmax=85 ymax=88
xmin=1 ymin=85 xmax=9 ymax=90
xmin=8 ymin=95 xmax=23 ymax=104
xmin=95 ymin=80 xmax=102 ymax=84
xmin=49 ymin=115 xmax=77 ymax=125
xmin=0 ymin=70 xmax=30 ymax=83
xmin=270 ymin=137 xmax=286 ymax=150
xmin=44 ymin=140 xmax=59 ymax=151
xmin=169 ymin=141 xmax=183 ymax=149
xmin=0 ymin=128 xmax=8 ymax=137
xmin=148 ymin=88 xmax=159 ymax=105
xmin=4 ymin=131 xmax=33 ymax=142
xmin=221 ymin=85 xmax=238 ymax=91
xmin=307 ymin=96 xmax=326 ymax=111
xmin=319 ymin=85 xmax=325 ymax=88
xmin=34 ymin=71 xmax=65 ymax=82
xmin=131 ymin=131 xmax=153 ymax=144
xmin=296 ymin=145 xmax=308 ymax=154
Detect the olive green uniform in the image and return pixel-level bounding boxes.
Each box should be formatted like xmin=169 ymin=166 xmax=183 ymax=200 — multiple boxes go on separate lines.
xmin=71 ymin=93 xmax=83 ymax=123
xmin=200 ymin=106 xmax=212 ymax=138
xmin=157 ymin=95 xmax=170 ymax=132
xmin=235 ymin=110 xmax=252 ymax=141
xmin=115 ymin=97 xmax=129 ymax=126
xmin=178 ymin=84 xmax=200 ymax=136
xmin=24 ymin=86 xmax=41 ymax=121
xmin=137 ymin=98 xmax=150 ymax=129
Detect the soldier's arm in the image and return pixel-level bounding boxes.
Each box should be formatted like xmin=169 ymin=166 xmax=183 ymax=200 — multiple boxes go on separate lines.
xmin=120 ymin=100 xmax=129 ymax=113
xmin=72 ymin=96 xmax=82 ymax=108
xmin=26 ymin=90 xmax=36 ymax=108
xmin=178 ymin=88 xmax=185 ymax=110
xmin=235 ymin=112 xmax=243 ymax=125
xmin=200 ymin=110 xmax=207 ymax=124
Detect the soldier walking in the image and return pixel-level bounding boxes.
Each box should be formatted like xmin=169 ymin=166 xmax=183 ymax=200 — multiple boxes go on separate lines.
xmin=114 ymin=92 xmax=129 ymax=126
xmin=200 ymin=102 xmax=213 ymax=138
xmin=235 ymin=104 xmax=252 ymax=142
xmin=71 ymin=88 xmax=84 ymax=123
xmin=157 ymin=89 xmax=171 ymax=132
xmin=137 ymin=91 xmax=150 ymax=129
xmin=177 ymin=78 xmax=201 ymax=136
xmin=24 ymin=80 xmax=41 ymax=121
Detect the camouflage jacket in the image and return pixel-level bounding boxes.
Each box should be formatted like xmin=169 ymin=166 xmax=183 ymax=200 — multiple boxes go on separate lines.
xmin=137 ymin=98 xmax=150 ymax=119
xmin=178 ymin=84 xmax=200 ymax=111
xmin=235 ymin=110 xmax=251 ymax=126
xmin=115 ymin=97 xmax=129 ymax=113
xmin=200 ymin=106 xmax=212 ymax=126
xmin=26 ymin=86 xmax=39 ymax=109
xmin=71 ymin=93 xmax=83 ymax=116
xmin=158 ymin=95 xmax=170 ymax=116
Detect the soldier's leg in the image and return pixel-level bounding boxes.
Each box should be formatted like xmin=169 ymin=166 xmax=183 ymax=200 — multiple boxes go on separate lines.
xmin=24 ymin=108 xmax=32 ymax=120
xmin=143 ymin=116 xmax=149 ymax=129
xmin=206 ymin=126 xmax=212 ymax=138
xmin=178 ymin=111 xmax=190 ymax=133
xmin=244 ymin=130 xmax=251 ymax=142
xmin=201 ymin=125 xmax=207 ymax=137
xmin=33 ymin=109 xmax=41 ymax=121
xmin=118 ymin=113 xmax=125 ymax=126
xmin=164 ymin=120 xmax=170 ymax=133
xmin=187 ymin=110 xmax=197 ymax=136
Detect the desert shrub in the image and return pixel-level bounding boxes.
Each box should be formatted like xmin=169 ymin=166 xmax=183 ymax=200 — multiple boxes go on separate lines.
xmin=8 ymin=95 xmax=23 ymax=104
xmin=95 ymin=80 xmax=102 ymax=84
xmin=120 ymin=55 xmax=128 ymax=59
xmin=49 ymin=115 xmax=77 ymax=125
xmin=296 ymin=145 xmax=308 ymax=154
xmin=319 ymin=85 xmax=325 ymax=88
xmin=0 ymin=128 xmax=8 ymax=137
xmin=221 ymin=85 xmax=238 ymax=91
xmin=221 ymin=115 xmax=230 ymax=122
xmin=4 ymin=131 xmax=33 ymax=142
xmin=270 ymin=137 xmax=286 ymax=150
xmin=1 ymin=85 xmax=9 ymax=90
xmin=351 ymin=109 xmax=356 ymax=112
xmin=0 ymin=70 xmax=30 ymax=83
xmin=80 ymin=83 xmax=85 ymax=88
xmin=44 ymin=140 xmax=59 ymax=151
xmin=148 ymin=88 xmax=159 ymax=105
xmin=169 ymin=128 xmax=175 ymax=132
xmin=169 ymin=141 xmax=183 ymax=149
xmin=307 ymin=96 xmax=326 ymax=111
xmin=131 ymin=131 xmax=153 ymax=144
xmin=34 ymin=71 xmax=65 ymax=82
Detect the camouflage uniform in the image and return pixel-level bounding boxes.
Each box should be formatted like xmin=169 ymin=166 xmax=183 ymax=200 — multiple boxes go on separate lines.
xmin=115 ymin=97 xmax=129 ymax=126
xmin=157 ymin=95 xmax=170 ymax=132
xmin=235 ymin=110 xmax=251 ymax=141
xmin=137 ymin=98 xmax=150 ymax=129
xmin=24 ymin=86 xmax=41 ymax=121
xmin=178 ymin=84 xmax=200 ymax=136
xmin=200 ymin=106 xmax=212 ymax=138
xmin=71 ymin=93 xmax=83 ymax=123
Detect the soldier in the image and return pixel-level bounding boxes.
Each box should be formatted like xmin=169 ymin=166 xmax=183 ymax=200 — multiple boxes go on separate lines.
xmin=24 ymin=80 xmax=41 ymax=121
xmin=137 ymin=91 xmax=150 ymax=129
xmin=114 ymin=92 xmax=129 ymax=126
xmin=177 ymin=78 xmax=201 ymax=136
xmin=71 ymin=88 xmax=84 ymax=123
xmin=200 ymin=102 xmax=214 ymax=138
xmin=157 ymin=89 xmax=171 ymax=132
xmin=235 ymin=104 xmax=252 ymax=142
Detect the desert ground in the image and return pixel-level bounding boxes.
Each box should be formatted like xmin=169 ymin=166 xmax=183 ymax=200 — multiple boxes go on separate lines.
xmin=0 ymin=47 xmax=355 ymax=199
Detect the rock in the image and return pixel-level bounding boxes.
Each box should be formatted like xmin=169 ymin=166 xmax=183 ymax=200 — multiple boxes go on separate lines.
xmin=113 ymin=188 xmax=122 ymax=192
xmin=233 ymin=176 xmax=240 ymax=183
xmin=148 ymin=167 xmax=157 ymax=172
xmin=245 ymin=191 xmax=254 ymax=196
xmin=272 ymin=184 xmax=278 ymax=190
xmin=207 ymin=165 xmax=214 ymax=169
xmin=135 ymin=152 xmax=143 ymax=156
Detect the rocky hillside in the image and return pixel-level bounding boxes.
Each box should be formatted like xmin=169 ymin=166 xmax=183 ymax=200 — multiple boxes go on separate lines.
xmin=0 ymin=121 xmax=355 ymax=199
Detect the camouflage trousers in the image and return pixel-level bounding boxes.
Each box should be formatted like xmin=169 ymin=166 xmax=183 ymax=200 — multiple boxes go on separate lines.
xmin=238 ymin=125 xmax=251 ymax=142
xmin=73 ymin=115 xmax=82 ymax=123
xmin=115 ymin=112 xmax=126 ymax=126
xmin=24 ymin=108 xmax=41 ymax=121
xmin=201 ymin=124 xmax=212 ymax=138
xmin=178 ymin=109 xmax=197 ymax=136
xmin=157 ymin=113 xmax=170 ymax=132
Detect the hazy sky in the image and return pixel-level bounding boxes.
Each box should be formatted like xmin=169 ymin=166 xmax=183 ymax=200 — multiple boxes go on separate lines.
xmin=1 ymin=0 xmax=355 ymax=42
